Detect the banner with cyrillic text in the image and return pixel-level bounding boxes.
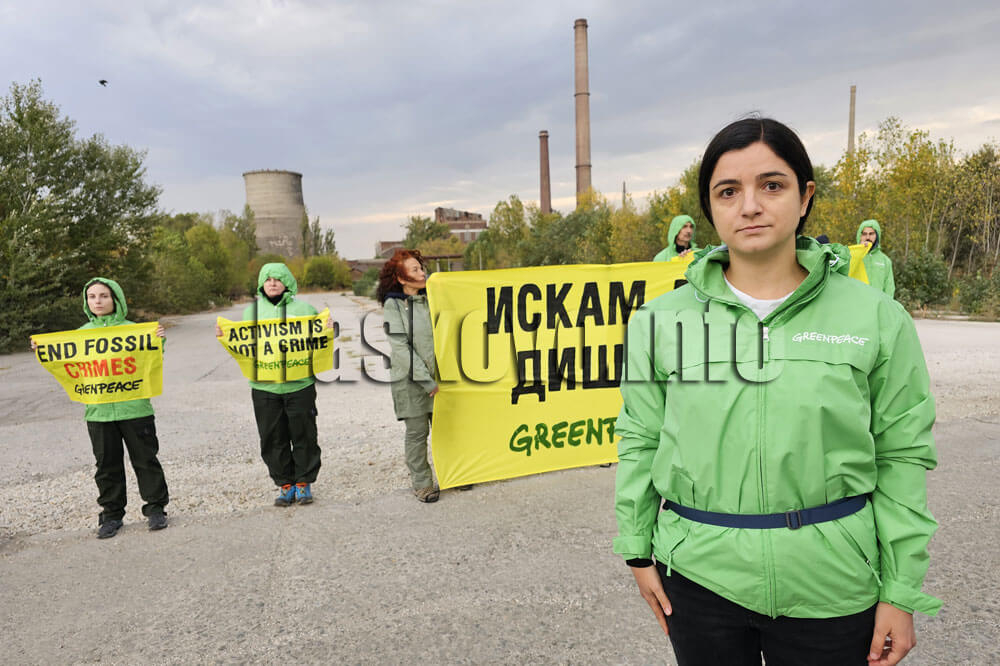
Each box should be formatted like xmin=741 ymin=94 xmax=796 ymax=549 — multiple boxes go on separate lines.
xmin=217 ymin=308 xmax=333 ymax=382
xmin=426 ymin=260 xmax=690 ymax=488
xmin=32 ymin=323 xmax=163 ymax=404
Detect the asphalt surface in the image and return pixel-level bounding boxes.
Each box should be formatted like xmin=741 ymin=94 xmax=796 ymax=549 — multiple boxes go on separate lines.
xmin=1 ymin=296 xmax=997 ymax=664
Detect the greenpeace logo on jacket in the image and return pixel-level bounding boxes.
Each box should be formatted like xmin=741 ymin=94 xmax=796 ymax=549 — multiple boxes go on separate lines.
xmin=791 ymin=331 xmax=870 ymax=346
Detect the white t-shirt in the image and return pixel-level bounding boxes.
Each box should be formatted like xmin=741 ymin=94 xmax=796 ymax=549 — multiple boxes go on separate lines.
xmin=724 ymin=276 xmax=793 ymax=321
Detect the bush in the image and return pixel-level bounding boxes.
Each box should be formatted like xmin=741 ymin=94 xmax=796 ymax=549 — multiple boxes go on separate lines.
xmin=894 ymin=248 xmax=951 ymax=309
xmin=352 ymin=267 xmax=379 ymax=299
xmin=303 ymin=256 xmax=349 ymax=290
xmin=957 ymin=271 xmax=992 ymax=314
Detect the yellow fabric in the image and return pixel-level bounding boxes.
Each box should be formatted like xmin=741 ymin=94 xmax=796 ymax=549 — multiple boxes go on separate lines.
xmin=33 ymin=322 xmax=163 ymax=404
xmin=426 ymin=261 xmax=689 ymax=488
xmin=848 ymin=244 xmax=870 ymax=284
xmin=217 ymin=308 xmax=333 ymax=382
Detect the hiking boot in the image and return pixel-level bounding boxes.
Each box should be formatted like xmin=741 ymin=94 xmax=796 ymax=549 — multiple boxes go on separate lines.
xmin=295 ymin=483 xmax=313 ymax=505
xmin=97 ymin=519 xmax=123 ymax=539
xmin=274 ymin=484 xmax=296 ymax=507
xmin=414 ymin=486 xmax=440 ymax=503
xmin=147 ymin=512 xmax=168 ymax=531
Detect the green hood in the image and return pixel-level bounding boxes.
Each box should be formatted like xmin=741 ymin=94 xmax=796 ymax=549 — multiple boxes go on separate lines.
xmin=257 ymin=262 xmax=298 ymax=305
xmin=667 ymin=214 xmax=696 ymax=249
xmin=856 ymin=219 xmax=883 ymax=249
xmin=686 ymin=236 xmax=851 ymax=315
xmin=82 ymin=277 xmax=128 ymax=325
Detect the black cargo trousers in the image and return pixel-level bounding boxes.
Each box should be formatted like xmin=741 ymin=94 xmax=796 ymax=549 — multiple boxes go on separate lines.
xmin=87 ymin=415 xmax=169 ymax=523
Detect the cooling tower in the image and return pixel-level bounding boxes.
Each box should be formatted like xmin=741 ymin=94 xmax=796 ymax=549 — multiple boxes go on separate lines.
xmin=243 ymin=169 xmax=305 ymax=257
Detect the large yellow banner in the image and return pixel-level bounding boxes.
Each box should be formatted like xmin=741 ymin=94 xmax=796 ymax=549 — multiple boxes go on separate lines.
xmin=217 ymin=308 xmax=334 ymax=382
xmin=427 ymin=261 xmax=690 ymax=488
xmin=32 ymin=323 xmax=163 ymax=404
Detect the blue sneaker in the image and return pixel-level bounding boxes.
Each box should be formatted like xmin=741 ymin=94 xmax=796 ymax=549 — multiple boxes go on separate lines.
xmin=295 ymin=483 xmax=313 ymax=505
xmin=274 ymin=484 xmax=295 ymax=507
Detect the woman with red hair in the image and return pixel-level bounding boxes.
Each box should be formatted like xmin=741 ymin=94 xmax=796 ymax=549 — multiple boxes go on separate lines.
xmin=377 ymin=250 xmax=441 ymax=502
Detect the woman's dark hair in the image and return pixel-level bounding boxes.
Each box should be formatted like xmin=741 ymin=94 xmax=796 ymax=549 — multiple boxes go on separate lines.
xmin=698 ymin=117 xmax=815 ymax=234
xmin=376 ymin=249 xmax=427 ymax=304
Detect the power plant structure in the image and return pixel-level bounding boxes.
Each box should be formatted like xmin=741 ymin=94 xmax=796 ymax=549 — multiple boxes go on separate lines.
xmin=243 ymin=169 xmax=306 ymax=257
xmin=539 ymin=130 xmax=552 ymax=214
xmin=574 ymin=18 xmax=592 ymax=206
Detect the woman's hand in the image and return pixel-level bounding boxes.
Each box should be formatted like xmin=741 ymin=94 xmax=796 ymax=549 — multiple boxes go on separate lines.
xmin=326 ymin=315 xmax=334 ymax=330
xmin=29 ymin=338 xmax=38 ymax=351
xmin=428 ymin=386 xmax=439 ymax=397
xmin=215 ymin=324 xmax=223 ymax=338
xmin=156 ymin=324 xmax=166 ymax=338
xmin=631 ymin=565 xmax=672 ymax=637
xmin=867 ymin=602 xmax=916 ymax=665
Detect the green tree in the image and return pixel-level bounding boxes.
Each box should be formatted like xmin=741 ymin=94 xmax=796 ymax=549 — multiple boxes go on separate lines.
xmin=0 ymin=80 xmax=160 ymax=351
xmin=403 ymin=215 xmax=450 ymax=249
xmin=302 ymin=255 xmax=351 ymax=290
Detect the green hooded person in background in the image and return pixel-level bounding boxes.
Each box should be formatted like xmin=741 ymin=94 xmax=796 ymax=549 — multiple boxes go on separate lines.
xmin=857 ymin=219 xmax=895 ymax=299
xmin=653 ymin=215 xmax=699 ymax=262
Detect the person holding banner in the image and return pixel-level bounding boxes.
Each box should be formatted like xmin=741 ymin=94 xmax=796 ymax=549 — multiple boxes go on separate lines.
xmin=857 ymin=219 xmax=896 ymax=299
xmin=376 ymin=249 xmax=444 ymax=503
xmin=221 ymin=263 xmax=327 ymax=507
xmin=652 ymin=214 xmax=699 ymax=262
xmin=615 ymin=118 xmax=938 ymax=665
xmin=32 ymin=278 xmax=170 ymax=539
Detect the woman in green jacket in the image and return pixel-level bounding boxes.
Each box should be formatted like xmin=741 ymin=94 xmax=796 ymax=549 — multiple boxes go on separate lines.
xmin=857 ymin=218 xmax=896 ymax=299
xmin=377 ymin=249 xmax=442 ymax=503
xmin=652 ymin=214 xmax=699 ymax=262
xmin=615 ymin=118 xmax=938 ymax=665
xmin=33 ymin=278 xmax=170 ymax=538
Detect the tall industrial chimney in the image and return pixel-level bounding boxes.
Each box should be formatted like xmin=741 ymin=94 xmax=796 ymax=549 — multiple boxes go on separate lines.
xmin=539 ymin=130 xmax=552 ymax=215
xmin=243 ymin=169 xmax=306 ymax=257
xmin=847 ymin=85 xmax=857 ymax=157
xmin=574 ymin=18 xmax=592 ymax=206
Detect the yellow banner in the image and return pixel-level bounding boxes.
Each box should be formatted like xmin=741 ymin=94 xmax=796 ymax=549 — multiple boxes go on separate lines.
xmin=217 ymin=308 xmax=334 ymax=382
xmin=848 ymin=244 xmax=870 ymax=284
xmin=32 ymin=323 xmax=163 ymax=404
xmin=427 ymin=261 xmax=689 ymax=488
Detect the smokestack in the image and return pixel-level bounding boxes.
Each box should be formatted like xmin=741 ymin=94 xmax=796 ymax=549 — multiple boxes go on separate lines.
xmin=539 ymin=130 xmax=552 ymax=215
xmin=574 ymin=18 xmax=592 ymax=206
xmin=848 ymin=85 xmax=857 ymax=157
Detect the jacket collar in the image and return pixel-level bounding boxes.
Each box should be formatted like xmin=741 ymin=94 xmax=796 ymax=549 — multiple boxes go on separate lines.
xmin=385 ymin=288 xmax=426 ymax=301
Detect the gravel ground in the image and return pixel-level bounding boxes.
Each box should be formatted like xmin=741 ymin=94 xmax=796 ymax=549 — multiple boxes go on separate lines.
xmin=0 ymin=293 xmax=997 ymax=664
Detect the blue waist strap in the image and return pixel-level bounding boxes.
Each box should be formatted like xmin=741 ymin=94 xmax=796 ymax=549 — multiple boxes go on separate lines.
xmin=662 ymin=495 xmax=868 ymax=530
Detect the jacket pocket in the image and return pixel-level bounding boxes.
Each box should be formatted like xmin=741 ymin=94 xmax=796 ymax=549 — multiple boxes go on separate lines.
xmin=833 ymin=506 xmax=882 ymax=587
xmin=652 ymin=511 xmax=692 ymax=577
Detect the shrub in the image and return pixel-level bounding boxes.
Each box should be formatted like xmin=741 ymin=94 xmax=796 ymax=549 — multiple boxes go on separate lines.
xmin=302 ymin=256 xmax=352 ymax=290
xmin=352 ymin=267 xmax=379 ymax=299
xmin=894 ymin=248 xmax=951 ymax=309
xmin=957 ymin=271 xmax=992 ymax=314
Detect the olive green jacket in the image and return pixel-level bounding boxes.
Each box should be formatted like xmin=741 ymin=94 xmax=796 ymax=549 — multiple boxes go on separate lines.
xmin=383 ymin=290 xmax=436 ymax=419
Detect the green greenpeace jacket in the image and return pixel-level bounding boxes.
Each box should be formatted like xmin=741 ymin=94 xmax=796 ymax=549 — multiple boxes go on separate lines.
xmin=242 ymin=263 xmax=318 ymax=395
xmin=79 ymin=278 xmax=156 ymax=423
xmin=653 ymin=215 xmax=699 ymax=262
xmin=383 ymin=290 xmax=437 ymax=420
xmin=856 ymin=219 xmax=895 ymax=298
xmin=614 ymin=237 xmax=940 ymax=619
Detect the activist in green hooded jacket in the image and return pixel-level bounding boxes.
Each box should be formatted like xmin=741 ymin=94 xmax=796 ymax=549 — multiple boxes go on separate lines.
xmin=615 ymin=237 xmax=940 ymax=619
xmin=653 ymin=215 xmax=699 ymax=262
xmin=856 ymin=219 xmax=895 ymax=298
xmin=242 ymin=263 xmax=318 ymax=395
xmin=79 ymin=277 xmax=156 ymax=423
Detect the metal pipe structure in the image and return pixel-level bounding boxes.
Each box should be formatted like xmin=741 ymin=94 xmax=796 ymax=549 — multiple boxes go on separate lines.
xmin=848 ymin=85 xmax=857 ymax=157
xmin=574 ymin=18 xmax=592 ymax=205
xmin=539 ymin=130 xmax=552 ymax=215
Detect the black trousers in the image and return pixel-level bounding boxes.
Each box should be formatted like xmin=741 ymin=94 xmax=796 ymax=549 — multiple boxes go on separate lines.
xmin=251 ymin=384 xmax=321 ymax=486
xmin=658 ymin=564 xmax=877 ymax=666
xmin=87 ymin=416 xmax=169 ymax=523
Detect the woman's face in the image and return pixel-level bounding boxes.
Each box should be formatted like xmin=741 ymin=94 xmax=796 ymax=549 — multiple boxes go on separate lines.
xmin=399 ymin=257 xmax=427 ymax=290
xmin=86 ymin=283 xmax=115 ymax=316
xmin=708 ymin=141 xmax=814 ymax=259
xmin=262 ymin=276 xmax=286 ymax=298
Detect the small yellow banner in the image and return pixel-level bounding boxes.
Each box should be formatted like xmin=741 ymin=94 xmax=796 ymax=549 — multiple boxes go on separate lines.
xmin=427 ymin=262 xmax=690 ymax=488
xmin=32 ymin=323 xmax=163 ymax=404
xmin=848 ymin=244 xmax=870 ymax=284
xmin=217 ymin=308 xmax=334 ymax=382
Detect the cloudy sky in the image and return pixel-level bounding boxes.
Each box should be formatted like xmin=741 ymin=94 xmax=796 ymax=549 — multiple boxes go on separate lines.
xmin=3 ymin=1 xmax=1000 ymax=258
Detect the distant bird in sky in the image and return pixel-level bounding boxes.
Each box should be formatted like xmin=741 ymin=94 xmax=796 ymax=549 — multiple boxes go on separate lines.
xmin=98 ymin=79 xmax=108 ymax=87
